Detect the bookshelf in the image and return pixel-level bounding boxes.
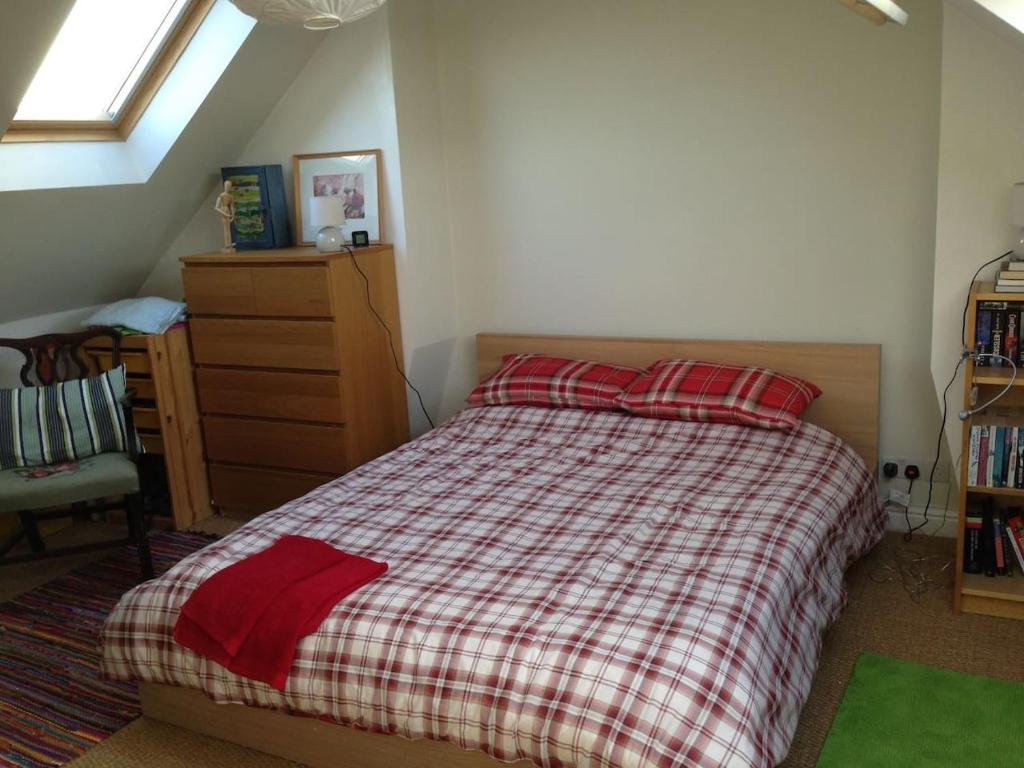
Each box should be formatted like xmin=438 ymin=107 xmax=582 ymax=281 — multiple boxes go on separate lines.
xmin=967 ymin=485 xmax=1024 ymax=499
xmin=956 ymin=280 xmax=1024 ymax=621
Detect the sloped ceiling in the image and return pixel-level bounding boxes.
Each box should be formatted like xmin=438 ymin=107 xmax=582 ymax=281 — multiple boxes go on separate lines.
xmin=0 ymin=8 xmax=324 ymax=323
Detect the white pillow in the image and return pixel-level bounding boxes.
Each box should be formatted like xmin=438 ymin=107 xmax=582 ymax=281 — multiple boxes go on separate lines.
xmin=82 ymin=297 xmax=186 ymax=335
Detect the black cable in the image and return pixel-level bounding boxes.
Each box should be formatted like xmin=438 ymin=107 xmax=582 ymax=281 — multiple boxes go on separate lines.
xmin=906 ymin=354 xmax=961 ymax=541
xmin=909 ymin=356 xmax=962 ymax=544
xmin=905 ymin=479 xmax=921 ymax=536
xmin=907 ymin=250 xmax=1014 ymax=541
xmin=961 ymin=251 xmax=1013 ymax=348
xmin=342 ymin=245 xmax=436 ymax=430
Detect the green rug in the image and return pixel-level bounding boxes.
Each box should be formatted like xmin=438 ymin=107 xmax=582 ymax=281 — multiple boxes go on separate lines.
xmin=818 ymin=653 xmax=1024 ymax=767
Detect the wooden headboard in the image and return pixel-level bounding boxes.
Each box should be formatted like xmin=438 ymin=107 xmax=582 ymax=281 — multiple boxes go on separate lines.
xmin=476 ymin=333 xmax=881 ymax=470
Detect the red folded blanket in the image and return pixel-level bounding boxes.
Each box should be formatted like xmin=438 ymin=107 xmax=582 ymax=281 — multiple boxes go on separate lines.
xmin=173 ymin=535 xmax=387 ymax=690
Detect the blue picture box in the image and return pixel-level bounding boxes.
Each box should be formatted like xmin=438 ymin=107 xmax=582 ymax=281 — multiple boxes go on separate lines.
xmin=220 ymin=164 xmax=292 ymax=250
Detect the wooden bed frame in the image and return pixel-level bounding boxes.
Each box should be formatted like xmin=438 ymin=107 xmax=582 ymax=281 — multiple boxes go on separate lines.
xmin=140 ymin=333 xmax=881 ymax=768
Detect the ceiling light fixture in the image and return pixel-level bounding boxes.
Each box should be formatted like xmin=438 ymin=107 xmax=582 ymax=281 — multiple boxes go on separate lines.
xmin=839 ymin=0 xmax=909 ymax=26
xmin=229 ymin=0 xmax=386 ymax=29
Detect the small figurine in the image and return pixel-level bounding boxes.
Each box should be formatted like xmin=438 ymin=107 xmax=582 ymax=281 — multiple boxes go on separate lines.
xmin=214 ymin=180 xmax=236 ymax=253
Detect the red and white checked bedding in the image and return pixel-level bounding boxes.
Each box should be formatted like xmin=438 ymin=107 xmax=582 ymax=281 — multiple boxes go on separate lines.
xmin=101 ymin=405 xmax=883 ymax=768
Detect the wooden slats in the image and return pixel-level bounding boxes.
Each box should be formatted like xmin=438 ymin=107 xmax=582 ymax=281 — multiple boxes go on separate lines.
xmin=128 ymin=377 xmax=157 ymax=400
xmin=133 ymin=407 xmax=161 ymax=431
xmin=140 ymin=433 xmax=164 ymax=455
xmin=85 ymin=349 xmax=151 ymax=376
xmin=84 ymin=329 xmax=211 ymax=528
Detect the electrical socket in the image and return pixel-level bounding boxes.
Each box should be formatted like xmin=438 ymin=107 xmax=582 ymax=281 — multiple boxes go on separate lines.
xmin=880 ymin=457 xmax=951 ymax=484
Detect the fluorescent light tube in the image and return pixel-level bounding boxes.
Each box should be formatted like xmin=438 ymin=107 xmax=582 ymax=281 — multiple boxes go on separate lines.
xmin=867 ymin=0 xmax=909 ymax=25
xmin=841 ymin=0 xmax=909 ymax=26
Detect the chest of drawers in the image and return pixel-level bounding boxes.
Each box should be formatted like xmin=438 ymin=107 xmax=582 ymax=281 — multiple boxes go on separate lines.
xmin=180 ymin=246 xmax=409 ymax=518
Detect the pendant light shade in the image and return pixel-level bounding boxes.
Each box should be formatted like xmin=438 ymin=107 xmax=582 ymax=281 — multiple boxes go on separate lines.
xmin=229 ymin=0 xmax=386 ymax=30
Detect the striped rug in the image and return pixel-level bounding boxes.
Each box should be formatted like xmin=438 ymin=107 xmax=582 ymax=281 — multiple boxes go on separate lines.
xmin=0 ymin=532 xmax=213 ymax=768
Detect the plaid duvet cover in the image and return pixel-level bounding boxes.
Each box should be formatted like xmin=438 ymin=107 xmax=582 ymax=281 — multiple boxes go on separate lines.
xmin=101 ymin=405 xmax=884 ymax=768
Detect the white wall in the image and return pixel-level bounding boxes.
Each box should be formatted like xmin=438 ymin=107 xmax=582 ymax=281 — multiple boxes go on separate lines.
xmin=386 ymin=0 xmax=461 ymax=419
xmin=141 ymin=8 xmax=452 ymax=434
xmin=421 ymin=0 xmax=944 ymax=489
xmin=932 ymin=0 xmax=1024 ymax=473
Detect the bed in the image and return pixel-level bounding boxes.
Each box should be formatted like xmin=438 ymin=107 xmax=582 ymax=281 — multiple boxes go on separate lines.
xmin=100 ymin=334 xmax=883 ymax=768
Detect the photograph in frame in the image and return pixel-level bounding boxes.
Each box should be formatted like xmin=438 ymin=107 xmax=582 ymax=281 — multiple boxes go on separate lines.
xmin=292 ymin=150 xmax=382 ymax=245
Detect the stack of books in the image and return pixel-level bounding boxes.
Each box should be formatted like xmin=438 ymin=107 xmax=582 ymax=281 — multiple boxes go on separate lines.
xmin=968 ymin=424 xmax=1024 ymax=487
xmin=964 ymin=498 xmax=1024 ymax=577
xmin=974 ymin=300 xmax=1022 ymax=366
xmin=994 ymin=259 xmax=1024 ymax=292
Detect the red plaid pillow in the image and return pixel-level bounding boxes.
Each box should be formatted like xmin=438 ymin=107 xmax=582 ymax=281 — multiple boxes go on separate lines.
xmin=467 ymin=354 xmax=644 ymax=411
xmin=616 ymin=359 xmax=821 ymax=429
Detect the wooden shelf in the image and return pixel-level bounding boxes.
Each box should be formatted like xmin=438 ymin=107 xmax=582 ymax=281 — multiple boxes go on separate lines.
xmin=961 ymin=572 xmax=1024 ymax=602
xmin=974 ymin=280 xmax=1024 ymax=301
xmin=966 ymin=485 xmax=1024 ymax=497
xmin=972 ymin=368 xmax=1024 ymax=386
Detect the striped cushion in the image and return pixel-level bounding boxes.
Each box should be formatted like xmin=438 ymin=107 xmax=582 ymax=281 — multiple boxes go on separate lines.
xmin=0 ymin=365 xmax=139 ymax=470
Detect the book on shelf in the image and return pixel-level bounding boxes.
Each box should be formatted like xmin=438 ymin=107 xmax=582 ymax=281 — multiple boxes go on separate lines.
xmin=965 ymin=509 xmax=984 ymax=574
xmin=974 ymin=301 xmax=1024 ymax=365
xmin=967 ymin=424 xmax=1024 ymax=488
xmin=976 ymin=307 xmax=993 ymax=365
xmin=1001 ymin=511 xmax=1016 ymax=576
xmin=964 ymin=501 xmax=1024 ymax=578
xmin=1010 ymin=428 xmax=1019 ymax=488
xmin=1008 ymin=311 xmax=1020 ymax=365
xmin=1007 ymin=514 xmax=1024 ymax=573
xmin=982 ymin=499 xmax=997 ymax=577
xmin=969 ymin=427 xmax=981 ymax=485
xmin=991 ymin=428 xmax=999 ymax=487
xmin=978 ymin=426 xmax=990 ymax=484
xmin=988 ymin=426 xmax=997 ymax=485
xmin=992 ymin=311 xmax=1005 ymax=365
xmin=995 ymin=513 xmax=1008 ymax=575
xmin=997 ymin=260 xmax=1024 ymax=283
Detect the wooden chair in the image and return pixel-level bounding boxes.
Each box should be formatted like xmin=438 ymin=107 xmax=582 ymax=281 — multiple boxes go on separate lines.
xmin=0 ymin=328 xmax=153 ymax=578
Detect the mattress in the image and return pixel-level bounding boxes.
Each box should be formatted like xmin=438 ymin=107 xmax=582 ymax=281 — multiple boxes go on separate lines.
xmin=101 ymin=405 xmax=884 ymax=768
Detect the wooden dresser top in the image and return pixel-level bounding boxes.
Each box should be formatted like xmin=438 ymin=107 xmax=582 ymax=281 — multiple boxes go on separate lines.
xmin=180 ymin=244 xmax=393 ymax=265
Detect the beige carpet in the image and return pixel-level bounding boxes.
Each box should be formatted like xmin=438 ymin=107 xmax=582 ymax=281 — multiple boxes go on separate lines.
xmin=5 ymin=524 xmax=1020 ymax=768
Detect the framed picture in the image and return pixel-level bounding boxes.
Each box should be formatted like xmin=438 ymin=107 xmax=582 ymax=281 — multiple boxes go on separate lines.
xmin=292 ymin=149 xmax=383 ymax=246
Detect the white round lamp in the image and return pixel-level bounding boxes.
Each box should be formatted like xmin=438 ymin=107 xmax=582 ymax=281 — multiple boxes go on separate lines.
xmin=309 ymin=196 xmax=346 ymax=253
xmin=229 ymin=0 xmax=386 ymax=30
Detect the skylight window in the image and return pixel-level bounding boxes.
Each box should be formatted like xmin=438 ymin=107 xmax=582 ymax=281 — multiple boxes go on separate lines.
xmin=4 ymin=0 xmax=212 ymax=143
xmin=15 ymin=0 xmax=191 ymax=122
